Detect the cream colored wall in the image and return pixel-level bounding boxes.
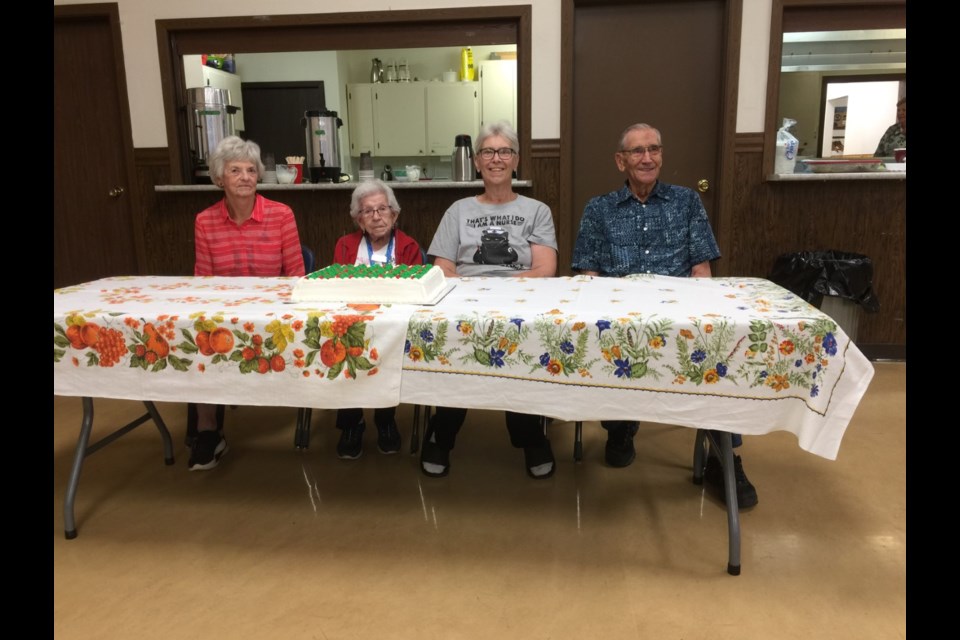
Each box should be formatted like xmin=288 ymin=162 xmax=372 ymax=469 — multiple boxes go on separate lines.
xmin=53 ymin=0 xmax=772 ymax=147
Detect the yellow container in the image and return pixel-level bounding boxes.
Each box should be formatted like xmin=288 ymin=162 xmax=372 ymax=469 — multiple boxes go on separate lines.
xmin=460 ymin=47 xmax=475 ymax=81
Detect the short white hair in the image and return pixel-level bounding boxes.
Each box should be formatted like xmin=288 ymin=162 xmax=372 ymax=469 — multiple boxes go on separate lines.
xmin=618 ymin=123 xmax=662 ymax=150
xmin=349 ymin=180 xmax=401 ymax=222
xmin=209 ymin=136 xmax=265 ymax=183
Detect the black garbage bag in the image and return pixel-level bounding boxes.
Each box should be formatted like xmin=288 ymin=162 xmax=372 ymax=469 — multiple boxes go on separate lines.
xmin=768 ymin=251 xmax=880 ymax=312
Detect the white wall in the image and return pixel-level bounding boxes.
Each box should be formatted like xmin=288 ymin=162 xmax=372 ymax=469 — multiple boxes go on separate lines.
xmin=737 ymin=0 xmax=772 ymax=132
xmin=53 ymin=0 xmax=772 ymax=147
xmin=825 ymin=81 xmax=899 ymax=155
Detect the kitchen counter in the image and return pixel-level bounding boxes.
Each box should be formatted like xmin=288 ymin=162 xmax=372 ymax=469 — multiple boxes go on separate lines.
xmin=155 ymin=180 xmax=533 ymax=192
xmin=767 ymin=171 xmax=906 ymax=182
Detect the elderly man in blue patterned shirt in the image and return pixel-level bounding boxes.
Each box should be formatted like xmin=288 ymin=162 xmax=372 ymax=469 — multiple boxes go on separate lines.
xmin=571 ymin=122 xmax=757 ymax=509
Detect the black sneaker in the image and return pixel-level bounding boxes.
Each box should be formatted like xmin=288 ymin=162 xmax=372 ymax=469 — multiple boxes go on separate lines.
xmin=524 ymin=439 xmax=555 ymax=479
xmin=704 ymin=454 xmax=759 ymax=509
xmin=376 ymin=420 xmax=402 ymax=454
xmin=188 ymin=430 xmax=228 ymax=471
xmin=605 ymin=426 xmax=636 ymax=468
xmin=337 ymin=420 xmax=364 ymax=460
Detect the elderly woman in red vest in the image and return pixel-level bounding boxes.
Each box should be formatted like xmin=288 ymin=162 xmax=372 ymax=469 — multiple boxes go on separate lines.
xmin=332 ymin=180 xmax=423 ymax=459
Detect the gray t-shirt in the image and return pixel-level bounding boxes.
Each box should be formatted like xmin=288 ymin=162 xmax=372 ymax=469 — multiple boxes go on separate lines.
xmin=427 ymin=195 xmax=558 ymax=277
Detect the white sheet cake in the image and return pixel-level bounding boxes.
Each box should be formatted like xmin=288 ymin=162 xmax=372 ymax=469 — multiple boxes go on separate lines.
xmin=292 ymin=264 xmax=447 ymax=304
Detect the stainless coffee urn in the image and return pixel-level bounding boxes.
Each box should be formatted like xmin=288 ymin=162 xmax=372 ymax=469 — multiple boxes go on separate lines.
xmin=452 ymin=134 xmax=475 ymax=181
xmin=186 ymin=87 xmax=240 ymax=184
xmin=303 ymin=110 xmax=343 ymax=183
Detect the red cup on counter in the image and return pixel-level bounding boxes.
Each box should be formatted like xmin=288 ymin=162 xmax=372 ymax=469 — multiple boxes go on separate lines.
xmin=291 ymin=163 xmax=304 ymax=184
xmin=893 ymin=148 xmax=906 ymax=163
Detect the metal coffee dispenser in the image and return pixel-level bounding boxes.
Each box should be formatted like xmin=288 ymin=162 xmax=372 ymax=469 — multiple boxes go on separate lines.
xmin=452 ymin=134 xmax=475 ymax=181
xmin=186 ymin=87 xmax=240 ymax=183
xmin=303 ymin=110 xmax=343 ymax=183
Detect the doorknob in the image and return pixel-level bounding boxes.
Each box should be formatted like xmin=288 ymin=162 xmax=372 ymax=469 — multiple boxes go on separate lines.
xmin=108 ymin=187 xmax=125 ymax=198
xmin=697 ymin=179 xmax=709 ymax=193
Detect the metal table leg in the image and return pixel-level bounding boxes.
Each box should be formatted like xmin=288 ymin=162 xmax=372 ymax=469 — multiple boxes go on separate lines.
xmin=698 ymin=429 xmax=741 ymax=575
xmin=573 ymin=421 xmax=583 ymax=462
xmin=63 ymin=397 xmax=174 ymax=539
xmin=295 ymin=408 xmax=312 ymax=450
xmin=410 ymin=405 xmax=430 ymax=455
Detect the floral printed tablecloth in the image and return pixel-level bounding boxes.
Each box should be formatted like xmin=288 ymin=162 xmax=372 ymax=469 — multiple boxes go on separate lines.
xmin=400 ymin=275 xmax=875 ymax=460
xmin=54 ymin=275 xmax=874 ymax=460
xmin=54 ymin=276 xmax=412 ymax=409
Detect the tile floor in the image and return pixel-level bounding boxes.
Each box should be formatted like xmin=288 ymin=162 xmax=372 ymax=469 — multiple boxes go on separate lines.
xmin=53 ymin=363 xmax=905 ymax=639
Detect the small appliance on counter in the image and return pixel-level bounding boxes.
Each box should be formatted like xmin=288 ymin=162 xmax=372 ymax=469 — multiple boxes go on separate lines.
xmin=303 ymin=110 xmax=343 ymax=183
xmin=186 ymin=87 xmax=241 ymax=184
xmin=452 ymin=134 xmax=475 ymax=181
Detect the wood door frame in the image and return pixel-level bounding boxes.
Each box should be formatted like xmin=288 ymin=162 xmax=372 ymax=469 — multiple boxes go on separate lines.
xmin=55 ymin=2 xmax=146 ymax=274
xmin=157 ymin=7 xmax=532 ymax=184
xmin=561 ymin=0 xmax=742 ymax=276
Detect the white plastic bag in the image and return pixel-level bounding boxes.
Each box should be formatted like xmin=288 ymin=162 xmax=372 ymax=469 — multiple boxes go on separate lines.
xmin=775 ymin=118 xmax=799 ymax=174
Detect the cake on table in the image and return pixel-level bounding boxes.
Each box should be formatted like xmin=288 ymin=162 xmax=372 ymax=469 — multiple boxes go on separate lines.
xmin=292 ymin=264 xmax=448 ymax=304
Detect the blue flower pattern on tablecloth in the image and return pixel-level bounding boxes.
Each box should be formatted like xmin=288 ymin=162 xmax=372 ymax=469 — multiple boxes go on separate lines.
xmin=396 ymin=277 xmax=844 ymax=412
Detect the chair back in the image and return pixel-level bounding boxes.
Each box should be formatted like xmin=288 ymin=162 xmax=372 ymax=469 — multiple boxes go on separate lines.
xmin=301 ymin=245 xmax=316 ymax=273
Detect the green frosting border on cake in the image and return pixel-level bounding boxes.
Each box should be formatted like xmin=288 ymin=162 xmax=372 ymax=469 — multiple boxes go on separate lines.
xmin=306 ymin=264 xmax=434 ymax=280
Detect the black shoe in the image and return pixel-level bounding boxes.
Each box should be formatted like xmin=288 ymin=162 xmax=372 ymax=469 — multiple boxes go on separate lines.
xmin=420 ymin=439 xmax=450 ymax=477
xmin=376 ymin=420 xmax=402 ymax=454
xmin=704 ymin=454 xmax=759 ymax=509
xmin=188 ymin=431 xmax=228 ymax=471
xmin=524 ymin=440 xmax=555 ymax=479
xmin=605 ymin=427 xmax=636 ymax=468
xmin=337 ymin=420 xmax=364 ymax=460
xmin=185 ymin=428 xmax=222 ymax=450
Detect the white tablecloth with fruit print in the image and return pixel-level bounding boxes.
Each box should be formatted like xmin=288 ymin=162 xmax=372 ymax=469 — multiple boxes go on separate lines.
xmin=53 ymin=276 xmax=412 ymax=410
xmin=399 ymin=275 xmax=874 ymax=460
xmin=54 ymin=275 xmax=874 ymax=460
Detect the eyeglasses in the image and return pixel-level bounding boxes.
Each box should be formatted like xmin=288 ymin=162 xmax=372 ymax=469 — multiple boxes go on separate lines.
xmin=477 ymin=147 xmax=518 ymax=160
xmin=620 ymin=145 xmax=663 ymax=159
xmin=359 ymin=206 xmax=392 ymax=219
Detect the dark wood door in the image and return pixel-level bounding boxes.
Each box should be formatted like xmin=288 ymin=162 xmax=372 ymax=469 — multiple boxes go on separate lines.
xmin=54 ymin=5 xmax=143 ymax=288
xmin=571 ymin=0 xmax=724 ymax=226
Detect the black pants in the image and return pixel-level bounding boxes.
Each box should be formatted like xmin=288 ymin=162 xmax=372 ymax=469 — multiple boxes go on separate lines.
xmin=601 ymin=420 xmax=743 ymax=448
xmin=336 ymin=407 xmax=396 ymax=430
xmin=429 ymin=407 xmax=545 ymax=450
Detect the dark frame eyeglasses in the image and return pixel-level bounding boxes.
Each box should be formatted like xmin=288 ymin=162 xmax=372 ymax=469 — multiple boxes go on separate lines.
xmin=359 ymin=205 xmax=393 ymax=218
xmin=477 ymin=147 xmax=518 ymax=160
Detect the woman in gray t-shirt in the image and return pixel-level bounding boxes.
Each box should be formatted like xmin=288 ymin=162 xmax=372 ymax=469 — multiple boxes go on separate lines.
xmin=421 ymin=121 xmax=558 ymax=480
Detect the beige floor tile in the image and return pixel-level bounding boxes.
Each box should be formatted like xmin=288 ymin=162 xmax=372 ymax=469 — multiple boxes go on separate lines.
xmin=54 ymin=363 xmax=905 ymax=639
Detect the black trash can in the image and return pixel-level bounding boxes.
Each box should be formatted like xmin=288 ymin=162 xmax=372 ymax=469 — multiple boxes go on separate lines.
xmin=768 ymin=251 xmax=880 ymax=342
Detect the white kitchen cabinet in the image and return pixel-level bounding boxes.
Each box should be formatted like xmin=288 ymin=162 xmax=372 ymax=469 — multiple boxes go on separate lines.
xmin=184 ymin=56 xmax=245 ymax=132
xmin=478 ymin=59 xmax=516 ymax=130
xmin=426 ymin=83 xmax=479 ymax=156
xmin=373 ymin=83 xmax=426 ymax=156
xmin=346 ymin=84 xmax=376 ymax=155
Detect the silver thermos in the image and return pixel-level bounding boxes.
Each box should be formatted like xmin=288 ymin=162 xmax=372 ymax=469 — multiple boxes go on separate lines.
xmin=452 ymin=134 xmax=474 ymax=181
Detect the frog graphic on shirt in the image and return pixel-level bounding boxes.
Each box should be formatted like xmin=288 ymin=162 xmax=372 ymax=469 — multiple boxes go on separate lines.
xmin=473 ymin=227 xmax=519 ymax=266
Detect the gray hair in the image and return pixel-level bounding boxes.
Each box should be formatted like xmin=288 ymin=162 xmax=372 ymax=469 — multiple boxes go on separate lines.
xmin=209 ymin=136 xmax=265 ymax=184
xmin=618 ymin=123 xmax=662 ymax=150
xmin=475 ymin=120 xmax=520 ymax=154
xmin=349 ymin=179 xmax=401 ymax=222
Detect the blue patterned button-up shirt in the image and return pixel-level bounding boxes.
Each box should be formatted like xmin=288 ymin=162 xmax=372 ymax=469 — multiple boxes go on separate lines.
xmin=571 ymin=181 xmax=721 ymax=277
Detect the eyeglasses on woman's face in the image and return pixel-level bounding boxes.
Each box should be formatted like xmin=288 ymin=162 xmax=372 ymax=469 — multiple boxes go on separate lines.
xmin=360 ymin=205 xmax=393 ymax=219
xmin=477 ymin=147 xmax=517 ymax=160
